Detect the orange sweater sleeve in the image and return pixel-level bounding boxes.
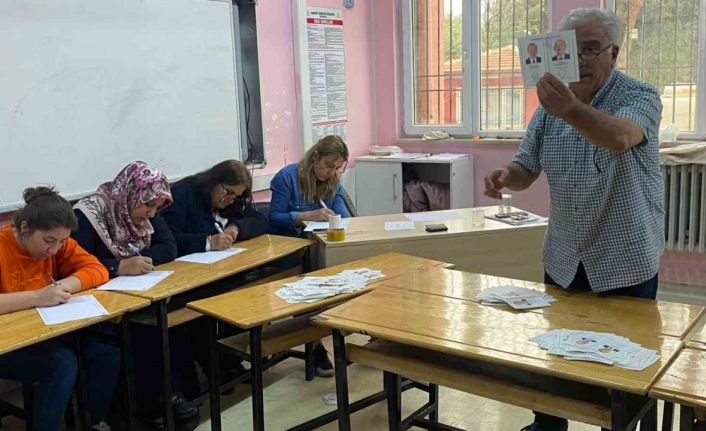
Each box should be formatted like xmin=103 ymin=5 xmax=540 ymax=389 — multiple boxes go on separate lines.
xmin=56 ymin=238 xmax=109 ymax=290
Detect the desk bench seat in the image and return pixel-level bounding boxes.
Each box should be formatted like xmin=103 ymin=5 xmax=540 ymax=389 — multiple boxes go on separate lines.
xmin=348 ymin=340 xmax=627 ymax=429
xmin=220 ymin=316 xmax=330 ymax=358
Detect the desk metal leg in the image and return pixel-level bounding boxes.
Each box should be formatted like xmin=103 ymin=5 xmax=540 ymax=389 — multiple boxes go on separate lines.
xmin=332 ymin=329 xmax=351 ymax=431
xmin=642 ymin=401 xmax=658 ymax=431
xmin=661 ymin=402 xmax=674 ymax=431
xmin=209 ymin=318 xmax=222 ymax=431
xmin=250 ymin=326 xmax=265 ymax=431
xmin=429 ymin=383 xmax=439 ymax=422
xmin=120 ymin=317 xmax=137 ymax=431
xmin=74 ymin=336 xmax=91 ymax=430
xmin=681 ymin=405 xmax=695 ymax=431
xmin=156 ymin=300 xmax=175 ymax=431
xmin=610 ymin=391 xmax=628 ymax=431
xmin=22 ymin=383 xmax=33 ymax=430
xmin=304 ymin=342 xmax=315 ymax=382
xmin=383 ymin=371 xmax=401 ymax=431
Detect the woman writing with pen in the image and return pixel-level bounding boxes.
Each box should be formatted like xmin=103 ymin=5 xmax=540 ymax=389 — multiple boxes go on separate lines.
xmin=161 ymin=159 xmax=268 ymax=257
xmin=72 ymin=162 xmax=200 ymax=427
xmin=0 ymin=186 xmax=118 ymax=431
xmin=268 ymin=135 xmax=350 ymax=377
xmin=72 ymin=161 xmax=177 ymax=276
xmin=269 ymin=135 xmax=350 ymax=237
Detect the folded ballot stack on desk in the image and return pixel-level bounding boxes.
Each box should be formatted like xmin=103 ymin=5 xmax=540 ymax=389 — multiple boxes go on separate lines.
xmin=477 ymin=286 xmax=556 ymax=310
xmin=275 ymin=269 xmax=385 ymax=303
xmin=530 ymin=329 xmax=660 ymax=371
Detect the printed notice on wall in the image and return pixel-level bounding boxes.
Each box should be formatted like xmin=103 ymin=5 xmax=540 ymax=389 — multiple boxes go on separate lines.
xmin=307 ymin=8 xmax=348 ymax=144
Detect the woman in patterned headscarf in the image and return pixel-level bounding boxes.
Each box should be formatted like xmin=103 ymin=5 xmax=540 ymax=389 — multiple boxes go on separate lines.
xmin=73 ymin=161 xmax=176 ymax=277
xmin=73 ymin=161 xmax=199 ymax=426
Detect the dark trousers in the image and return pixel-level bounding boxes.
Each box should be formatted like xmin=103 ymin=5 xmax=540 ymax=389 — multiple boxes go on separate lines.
xmin=532 ymin=262 xmax=658 ymax=431
xmin=0 ymin=337 xmax=120 ymax=431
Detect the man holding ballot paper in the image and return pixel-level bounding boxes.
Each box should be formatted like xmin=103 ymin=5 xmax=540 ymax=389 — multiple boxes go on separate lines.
xmin=485 ymin=8 xmax=664 ymax=431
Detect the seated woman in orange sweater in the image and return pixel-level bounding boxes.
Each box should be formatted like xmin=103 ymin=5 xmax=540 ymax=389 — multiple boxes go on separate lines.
xmin=0 ymin=187 xmax=117 ymax=431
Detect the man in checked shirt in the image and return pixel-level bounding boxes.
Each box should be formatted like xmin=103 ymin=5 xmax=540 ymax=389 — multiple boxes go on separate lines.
xmin=485 ymin=8 xmax=665 ymax=431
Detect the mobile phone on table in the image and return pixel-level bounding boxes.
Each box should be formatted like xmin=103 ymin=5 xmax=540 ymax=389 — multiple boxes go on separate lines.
xmin=495 ymin=211 xmax=528 ymax=219
xmin=425 ymin=223 xmax=448 ymax=232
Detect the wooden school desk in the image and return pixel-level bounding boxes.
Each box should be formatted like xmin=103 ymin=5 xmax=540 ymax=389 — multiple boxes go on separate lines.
xmin=0 ymin=290 xmax=150 ymax=430
xmin=687 ymin=320 xmax=706 ymax=350
xmin=314 ymin=266 xmax=704 ymax=431
xmin=187 ymin=252 xmax=452 ymax=431
xmin=115 ymin=234 xmax=313 ymax=431
xmin=312 ymin=206 xmax=547 ymax=282
xmin=650 ymin=319 xmax=706 ymax=431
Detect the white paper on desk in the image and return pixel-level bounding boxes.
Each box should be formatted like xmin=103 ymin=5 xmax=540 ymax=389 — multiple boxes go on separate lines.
xmin=384 ymin=221 xmax=416 ymax=231
xmin=36 ymin=295 xmax=109 ymax=325
xmin=175 ymin=248 xmax=246 ymax=264
xmin=97 ymin=271 xmax=173 ymax=291
xmin=405 ymin=211 xmax=464 ymax=223
xmin=304 ymin=218 xmax=351 ymax=232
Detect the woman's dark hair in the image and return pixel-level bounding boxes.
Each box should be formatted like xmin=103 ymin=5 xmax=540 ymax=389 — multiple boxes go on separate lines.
xmin=181 ymin=160 xmax=253 ymax=203
xmin=13 ymin=187 xmax=78 ymax=233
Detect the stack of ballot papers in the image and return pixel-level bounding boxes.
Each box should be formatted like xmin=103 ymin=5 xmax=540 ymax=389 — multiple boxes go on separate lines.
xmin=477 ymin=285 xmax=556 ymax=309
xmin=275 ymin=268 xmax=385 ymax=303
xmin=530 ymin=329 xmax=660 ymax=371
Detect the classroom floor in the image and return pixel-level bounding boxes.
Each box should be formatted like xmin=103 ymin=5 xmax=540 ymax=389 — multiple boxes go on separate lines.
xmin=1 ymin=282 xmax=703 ymax=431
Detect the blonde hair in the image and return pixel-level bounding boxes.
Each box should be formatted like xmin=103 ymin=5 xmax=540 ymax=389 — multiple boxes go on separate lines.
xmin=297 ymin=135 xmax=349 ymax=202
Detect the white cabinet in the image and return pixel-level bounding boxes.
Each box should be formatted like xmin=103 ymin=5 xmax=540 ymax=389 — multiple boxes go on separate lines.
xmin=354 ymin=161 xmax=403 ymax=216
xmin=354 ymin=154 xmax=474 ymax=216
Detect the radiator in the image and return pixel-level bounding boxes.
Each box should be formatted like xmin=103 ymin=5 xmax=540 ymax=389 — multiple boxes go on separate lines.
xmin=662 ymin=164 xmax=706 ymax=253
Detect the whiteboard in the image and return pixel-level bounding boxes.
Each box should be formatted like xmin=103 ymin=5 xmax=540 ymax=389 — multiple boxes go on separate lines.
xmin=0 ymin=0 xmax=241 ymax=211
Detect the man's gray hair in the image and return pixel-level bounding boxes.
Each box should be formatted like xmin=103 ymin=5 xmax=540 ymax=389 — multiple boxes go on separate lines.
xmin=558 ymin=8 xmax=625 ymax=46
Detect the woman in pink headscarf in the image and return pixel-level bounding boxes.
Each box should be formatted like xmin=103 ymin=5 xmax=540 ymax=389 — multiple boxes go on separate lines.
xmin=73 ymin=161 xmax=176 ymax=277
xmin=73 ymin=162 xmax=199 ymax=426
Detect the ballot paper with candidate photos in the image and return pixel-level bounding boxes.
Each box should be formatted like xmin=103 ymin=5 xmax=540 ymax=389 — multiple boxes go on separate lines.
xmin=530 ymin=329 xmax=660 ymax=371
xmin=519 ymin=30 xmax=580 ymax=87
xmin=275 ymin=268 xmax=385 ymax=303
xmin=477 ymin=285 xmax=556 ymax=310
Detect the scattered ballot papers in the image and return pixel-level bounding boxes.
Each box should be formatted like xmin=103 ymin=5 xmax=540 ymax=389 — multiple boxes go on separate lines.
xmin=530 ymin=329 xmax=660 ymax=371
xmin=477 ymin=285 xmax=556 ymax=310
xmin=275 ymin=268 xmax=385 ymax=303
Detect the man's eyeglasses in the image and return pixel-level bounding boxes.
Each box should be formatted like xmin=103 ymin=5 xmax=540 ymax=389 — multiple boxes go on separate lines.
xmin=578 ymin=43 xmax=614 ymax=61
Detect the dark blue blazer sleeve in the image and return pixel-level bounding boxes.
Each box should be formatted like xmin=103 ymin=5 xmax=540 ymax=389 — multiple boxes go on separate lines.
xmin=160 ymin=184 xmax=210 ymax=256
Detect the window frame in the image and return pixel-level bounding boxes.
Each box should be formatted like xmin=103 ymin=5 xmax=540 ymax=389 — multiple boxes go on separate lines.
xmin=400 ymin=0 xmax=548 ymax=138
xmin=605 ymin=0 xmax=706 ymax=139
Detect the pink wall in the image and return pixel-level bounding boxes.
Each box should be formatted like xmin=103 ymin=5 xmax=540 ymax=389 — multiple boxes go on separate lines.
xmin=252 ymin=0 xmax=375 ymax=202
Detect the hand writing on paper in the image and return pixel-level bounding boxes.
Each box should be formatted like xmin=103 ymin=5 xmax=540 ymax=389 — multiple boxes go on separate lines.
xmin=33 ymin=283 xmax=72 ymax=307
xmin=209 ymin=233 xmax=234 ymax=251
xmin=117 ymin=256 xmax=154 ymax=276
xmin=224 ymin=224 xmax=239 ymax=242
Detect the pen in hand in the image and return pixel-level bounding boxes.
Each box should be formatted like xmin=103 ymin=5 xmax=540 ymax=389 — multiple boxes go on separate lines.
xmin=319 ymin=199 xmax=328 ymax=210
xmin=214 ymin=222 xmax=225 ymax=234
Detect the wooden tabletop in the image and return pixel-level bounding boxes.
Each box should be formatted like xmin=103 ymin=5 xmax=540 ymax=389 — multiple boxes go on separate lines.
xmin=187 ymin=253 xmax=450 ymax=329
xmin=314 ymin=207 xmax=547 ymax=247
xmin=0 ymin=290 xmax=150 ymax=355
xmin=688 ymin=318 xmax=706 ymax=348
xmin=650 ymin=345 xmax=706 ymax=408
xmin=316 ymin=268 xmax=701 ymax=395
xmin=378 ymin=267 xmax=705 ymax=339
xmin=117 ymin=235 xmax=314 ymax=302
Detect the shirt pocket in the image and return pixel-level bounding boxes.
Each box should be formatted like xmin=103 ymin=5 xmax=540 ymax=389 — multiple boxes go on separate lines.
xmin=540 ymin=130 xmax=575 ymax=178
